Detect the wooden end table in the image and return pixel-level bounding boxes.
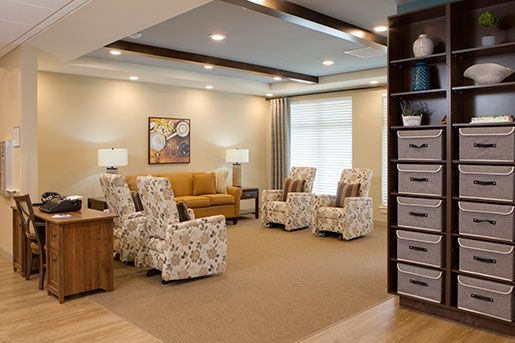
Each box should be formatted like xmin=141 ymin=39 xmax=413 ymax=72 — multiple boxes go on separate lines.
xmin=240 ymin=187 xmax=259 ymax=219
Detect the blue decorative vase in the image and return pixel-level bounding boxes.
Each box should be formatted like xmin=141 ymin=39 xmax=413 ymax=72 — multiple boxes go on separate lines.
xmin=411 ymin=61 xmax=431 ymax=91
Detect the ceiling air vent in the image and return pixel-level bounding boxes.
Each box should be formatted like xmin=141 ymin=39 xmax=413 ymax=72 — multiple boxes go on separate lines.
xmin=344 ymin=47 xmax=385 ymax=58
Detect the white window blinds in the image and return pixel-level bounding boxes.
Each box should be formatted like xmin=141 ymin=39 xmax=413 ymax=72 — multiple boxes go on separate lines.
xmin=290 ymin=97 xmax=352 ymax=195
xmin=381 ymin=95 xmax=388 ymax=207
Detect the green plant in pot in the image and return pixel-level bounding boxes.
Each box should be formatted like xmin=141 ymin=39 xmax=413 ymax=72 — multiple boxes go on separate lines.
xmin=401 ymin=100 xmax=427 ymax=126
xmin=479 ymin=11 xmax=498 ymax=46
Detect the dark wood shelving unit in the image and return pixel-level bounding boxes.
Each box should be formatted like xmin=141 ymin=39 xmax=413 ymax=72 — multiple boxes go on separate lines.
xmin=387 ymin=0 xmax=515 ymax=335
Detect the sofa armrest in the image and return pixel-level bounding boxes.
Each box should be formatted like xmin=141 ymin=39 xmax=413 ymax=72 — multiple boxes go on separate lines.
xmin=227 ymin=186 xmax=243 ymax=217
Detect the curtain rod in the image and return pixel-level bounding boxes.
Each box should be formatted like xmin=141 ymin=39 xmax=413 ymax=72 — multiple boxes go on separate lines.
xmin=265 ymin=85 xmax=386 ymax=101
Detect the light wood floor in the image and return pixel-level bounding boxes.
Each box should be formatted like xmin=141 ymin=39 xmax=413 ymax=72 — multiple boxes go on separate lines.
xmin=1 ymin=257 xmax=512 ymax=343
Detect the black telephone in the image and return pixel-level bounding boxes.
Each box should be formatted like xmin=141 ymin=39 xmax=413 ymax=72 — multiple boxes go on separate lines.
xmin=40 ymin=192 xmax=82 ymax=213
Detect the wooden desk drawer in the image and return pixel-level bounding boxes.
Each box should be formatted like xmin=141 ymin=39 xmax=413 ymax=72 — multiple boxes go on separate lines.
xmin=47 ymin=249 xmax=59 ymax=290
xmin=242 ymin=190 xmax=258 ymax=199
xmin=48 ymin=223 xmax=59 ymax=250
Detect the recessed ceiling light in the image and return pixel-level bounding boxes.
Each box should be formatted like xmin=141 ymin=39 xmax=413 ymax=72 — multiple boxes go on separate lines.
xmin=129 ymin=32 xmax=142 ymax=39
xmin=369 ymin=80 xmax=379 ymax=85
xmin=266 ymin=93 xmax=274 ymax=97
xmin=322 ymin=60 xmax=334 ymax=66
xmin=210 ymin=34 xmax=226 ymax=41
xmin=204 ymin=65 xmax=214 ymax=70
xmin=273 ymin=76 xmax=282 ymax=81
xmin=205 ymin=85 xmax=214 ymax=89
xmin=373 ymin=25 xmax=388 ymax=33
xmin=110 ymin=50 xmax=121 ymax=56
xmin=129 ymin=76 xmax=139 ymax=81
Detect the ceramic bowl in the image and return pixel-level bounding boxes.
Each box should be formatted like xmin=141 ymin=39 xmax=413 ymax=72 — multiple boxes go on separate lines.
xmin=464 ymin=63 xmax=514 ymax=85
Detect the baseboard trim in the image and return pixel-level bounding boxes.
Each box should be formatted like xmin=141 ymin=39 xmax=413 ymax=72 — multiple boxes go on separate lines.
xmin=0 ymin=245 xmax=12 ymax=262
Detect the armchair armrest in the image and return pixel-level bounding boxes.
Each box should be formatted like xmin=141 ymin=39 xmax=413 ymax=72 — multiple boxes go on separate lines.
xmin=121 ymin=211 xmax=145 ymax=221
xmin=283 ymin=192 xmax=315 ymax=231
xmin=165 ymin=215 xmax=226 ymax=240
xmin=262 ymin=189 xmax=284 ymax=202
xmin=227 ymin=186 xmax=243 ymax=217
xmin=310 ymin=194 xmax=336 ymax=234
xmin=344 ymin=197 xmax=373 ymax=211
xmin=340 ymin=197 xmax=374 ymax=240
xmin=120 ymin=211 xmax=147 ymax=264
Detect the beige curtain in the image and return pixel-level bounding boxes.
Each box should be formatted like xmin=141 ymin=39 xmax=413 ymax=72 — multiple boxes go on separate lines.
xmin=270 ymin=98 xmax=291 ymax=189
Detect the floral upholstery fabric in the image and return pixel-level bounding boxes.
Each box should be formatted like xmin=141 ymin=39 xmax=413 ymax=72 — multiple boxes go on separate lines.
xmin=261 ymin=167 xmax=317 ymax=231
xmin=99 ymin=174 xmax=147 ymax=262
xmin=311 ymin=169 xmax=374 ymax=240
xmin=136 ymin=176 xmax=227 ymax=282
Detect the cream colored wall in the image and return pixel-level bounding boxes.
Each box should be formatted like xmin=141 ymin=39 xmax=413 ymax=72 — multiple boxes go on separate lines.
xmin=293 ymin=88 xmax=387 ymax=223
xmin=0 ymin=47 xmax=38 ymax=259
xmin=37 ymin=72 xmax=269 ymax=209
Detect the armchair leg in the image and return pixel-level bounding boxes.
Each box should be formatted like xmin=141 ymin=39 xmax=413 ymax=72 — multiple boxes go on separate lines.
xmin=318 ymin=232 xmax=326 ymax=237
xmin=232 ymin=218 xmax=238 ymax=225
xmin=146 ymin=268 xmax=161 ymax=277
xmin=338 ymin=234 xmax=344 ymax=241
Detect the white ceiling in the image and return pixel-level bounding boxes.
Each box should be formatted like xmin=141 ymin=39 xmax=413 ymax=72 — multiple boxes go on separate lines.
xmin=0 ymin=0 xmax=89 ymax=57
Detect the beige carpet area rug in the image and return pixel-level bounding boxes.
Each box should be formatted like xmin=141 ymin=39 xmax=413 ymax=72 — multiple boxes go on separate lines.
xmin=91 ymin=219 xmax=389 ymax=343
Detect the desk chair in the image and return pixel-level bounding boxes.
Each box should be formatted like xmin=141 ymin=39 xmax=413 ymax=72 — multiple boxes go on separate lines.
xmin=14 ymin=195 xmax=46 ymax=290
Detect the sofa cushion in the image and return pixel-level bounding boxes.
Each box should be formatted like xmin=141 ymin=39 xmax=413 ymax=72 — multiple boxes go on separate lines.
xmin=193 ymin=173 xmax=216 ymax=195
xmin=202 ymin=194 xmax=235 ymax=206
xmin=165 ymin=173 xmax=193 ymax=197
xmin=175 ymin=196 xmax=210 ymax=208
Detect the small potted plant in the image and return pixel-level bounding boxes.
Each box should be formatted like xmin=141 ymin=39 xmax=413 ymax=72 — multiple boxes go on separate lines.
xmin=401 ymin=100 xmax=427 ymax=126
xmin=479 ymin=11 xmax=498 ymax=46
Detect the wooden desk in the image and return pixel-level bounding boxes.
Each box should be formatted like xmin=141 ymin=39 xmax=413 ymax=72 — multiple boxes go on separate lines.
xmin=13 ymin=207 xmax=116 ymax=303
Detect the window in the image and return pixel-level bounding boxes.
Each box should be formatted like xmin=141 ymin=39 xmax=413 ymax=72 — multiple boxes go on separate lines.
xmin=290 ymin=97 xmax=352 ymax=195
xmin=381 ymin=95 xmax=388 ymax=207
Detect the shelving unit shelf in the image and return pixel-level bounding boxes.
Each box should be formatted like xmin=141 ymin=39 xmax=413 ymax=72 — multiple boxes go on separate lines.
xmin=387 ymin=0 xmax=515 ymax=336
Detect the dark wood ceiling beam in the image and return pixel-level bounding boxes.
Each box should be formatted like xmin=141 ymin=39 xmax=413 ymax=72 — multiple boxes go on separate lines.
xmin=220 ymin=0 xmax=387 ymax=48
xmin=105 ymin=40 xmax=319 ymax=83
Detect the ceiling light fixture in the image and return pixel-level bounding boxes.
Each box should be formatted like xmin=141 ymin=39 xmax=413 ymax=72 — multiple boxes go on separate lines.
xmin=373 ymin=25 xmax=388 ymax=33
xmin=322 ymin=60 xmax=334 ymax=66
xmin=205 ymin=85 xmax=214 ymax=89
xmin=266 ymin=93 xmax=274 ymax=97
xmin=273 ymin=76 xmax=282 ymax=81
xmin=129 ymin=76 xmax=139 ymax=81
xmin=110 ymin=50 xmax=121 ymax=56
xmin=210 ymin=34 xmax=226 ymax=41
xmin=204 ymin=65 xmax=214 ymax=70
xmin=369 ymin=80 xmax=379 ymax=85
xmin=129 ymin=32 xmax=142 ymax=39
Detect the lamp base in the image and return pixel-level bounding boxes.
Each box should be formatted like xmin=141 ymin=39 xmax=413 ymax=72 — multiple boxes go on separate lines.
xmin=232 ymin=163 xmax=242 ymax=187
xmin=106 ymin=167 xmax=119 ymax=174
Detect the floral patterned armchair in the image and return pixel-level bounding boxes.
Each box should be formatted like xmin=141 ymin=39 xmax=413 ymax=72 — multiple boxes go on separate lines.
xmin=99 ymin=174 xmax=147 ymax=263
xmin=136 ymin=176 xmax=227 ymax=282
xmin=311 ymin=169 xmax=373 ymax=240
xmin=260 ymin=167 xmax=317 ymax=231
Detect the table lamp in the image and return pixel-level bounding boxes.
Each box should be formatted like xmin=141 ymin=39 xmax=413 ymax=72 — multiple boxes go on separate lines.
xmin=225 ymin=148 xmax=249 ymax=187
xmin=98 ymin=148 xmax=128 ymax=174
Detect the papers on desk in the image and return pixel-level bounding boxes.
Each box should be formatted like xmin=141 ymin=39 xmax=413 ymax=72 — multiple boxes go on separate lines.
xmin=52 ymin=214 xmax=72 ymax=219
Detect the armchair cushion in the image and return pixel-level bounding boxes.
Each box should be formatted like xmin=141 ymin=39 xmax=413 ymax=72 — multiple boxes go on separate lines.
xmin=335 ymin=182 xmax=361 ymax=208
xmin=193 ymin=172 xmax=216 ymax=195
xmin=282 ymin=177 xmax=306 ymax=201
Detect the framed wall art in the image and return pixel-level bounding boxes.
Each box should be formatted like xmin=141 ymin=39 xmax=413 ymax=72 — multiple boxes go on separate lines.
xmin=148 ymin=117 xmax=190 ymax=164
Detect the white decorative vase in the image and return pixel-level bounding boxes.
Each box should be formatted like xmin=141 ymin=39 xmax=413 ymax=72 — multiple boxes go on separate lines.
xmin=413 ymin=34 xmax=434 ymax=57
xmin=402 ymin=116 xmax=423 ymax=126
xmin=481 ymin=35 xmax=496 ymax=46
xmin=464 ymin=63 xmax=514 ymax=85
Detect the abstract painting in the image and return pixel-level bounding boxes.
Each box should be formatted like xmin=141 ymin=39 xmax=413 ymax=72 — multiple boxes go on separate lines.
xmin=148 ymin=117 xmax=190 ymax=164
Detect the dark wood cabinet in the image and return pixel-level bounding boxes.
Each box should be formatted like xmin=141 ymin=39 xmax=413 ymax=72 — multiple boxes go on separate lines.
xmin=388 ymin=0 xmax=515 ymax=335
xmin=240 ymin=187 xmax=259 ymax=219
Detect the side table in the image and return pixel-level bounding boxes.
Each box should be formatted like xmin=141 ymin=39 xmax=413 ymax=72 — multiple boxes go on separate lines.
xmin=240 ymin=187 xmax=259 ymax=219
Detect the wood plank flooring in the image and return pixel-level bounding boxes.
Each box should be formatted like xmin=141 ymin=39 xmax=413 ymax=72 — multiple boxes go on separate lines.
xmin=0 ymin=256 xmax=512 ymax=342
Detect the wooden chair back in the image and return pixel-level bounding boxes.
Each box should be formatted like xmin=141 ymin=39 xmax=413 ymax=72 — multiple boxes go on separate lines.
xmin=14 ymin=194 xmax=39 ymax=241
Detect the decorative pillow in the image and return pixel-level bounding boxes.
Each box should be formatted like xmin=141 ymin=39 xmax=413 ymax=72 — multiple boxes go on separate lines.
xmin=176 ymin=201 xmax=191 ymax=222
xmin=282 ymin=178 xmax=306 ymax=201
xmin=193 ymin=173 xmax=216 ymax=195
xmin=131 ymin=191 xmax=144 ymax=212
xmin=335 ymin=182 xmax=361 ymax=208
xmin=213 ymin=169 xmax=229 ymax=194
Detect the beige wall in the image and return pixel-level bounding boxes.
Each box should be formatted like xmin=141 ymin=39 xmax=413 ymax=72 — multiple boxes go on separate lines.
xmin=37 ymin=72 xmax=269 ymax=209
xmin=293 ymin=88 xmax=387 ymax=223
xmin=0 ymin=47 xmax=38 ymax=259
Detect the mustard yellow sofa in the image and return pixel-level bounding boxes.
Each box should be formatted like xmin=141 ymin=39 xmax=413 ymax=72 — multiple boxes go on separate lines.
xmin=126 ymin=172 xmax=242 ymax=223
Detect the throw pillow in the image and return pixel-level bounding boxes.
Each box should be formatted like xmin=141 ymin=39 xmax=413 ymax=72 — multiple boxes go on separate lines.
xmin=213 ymin=169 xmax=229 ymax=194
xmin=335 ymin=182 xmax=361 ymax=208
xmin=131 ymin=191 xmax=144 ymax=212
xmin=282 ymin=178 xmax=306 ymax=201
xmin=193 ymin=172 xmax=216 ymax=195
xmin=176 ymin=201 xmax=191 ymax=222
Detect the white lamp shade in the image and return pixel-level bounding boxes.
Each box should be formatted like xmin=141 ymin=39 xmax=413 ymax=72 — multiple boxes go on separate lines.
xmin=98 ymin=148 xmax=128 ymax=167
xmin=225 ymin=149 xmax=249 ymax=163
